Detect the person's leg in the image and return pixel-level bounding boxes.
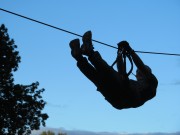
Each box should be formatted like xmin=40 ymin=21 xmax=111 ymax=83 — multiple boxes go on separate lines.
xmin=70 ymin=36 xmax=129 ymax=109
xmin=80 ymin=31 xmax=130 ymax=107
xmin=81 ymin=31 xmax=117 ymax=76
xmin=69 ymin=38 xmax=100 ymax=87
xmin=77 ymin=58 xmax=102 ymax=87
xmin=88 ymin=51 xmax=115 ymax=74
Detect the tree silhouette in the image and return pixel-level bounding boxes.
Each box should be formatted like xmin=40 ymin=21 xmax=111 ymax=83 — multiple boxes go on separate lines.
xmin=0 ymin=24 xmax=48 ymax=135
xmin=40 ymin=130 xmax=55 ymax=135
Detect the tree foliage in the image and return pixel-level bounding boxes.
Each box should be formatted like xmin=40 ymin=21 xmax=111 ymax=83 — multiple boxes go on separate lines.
xmin=0 ymin=24 xmax=48 ymax=135
xmin=40 ymin=130 xmax=55 ymax=135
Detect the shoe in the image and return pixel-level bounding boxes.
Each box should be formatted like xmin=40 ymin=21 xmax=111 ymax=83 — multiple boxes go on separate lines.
xmin=69 ymin=39 xmax=82 ymax=60
xmin=81 ymin=31 xmax=94 ymax=56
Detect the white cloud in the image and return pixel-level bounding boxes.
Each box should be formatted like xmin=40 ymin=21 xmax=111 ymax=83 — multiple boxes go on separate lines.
xmin=170 ymin=81 xmax=180 ymax=85
xmin=174 ymin=81 xmax=180 ymax=85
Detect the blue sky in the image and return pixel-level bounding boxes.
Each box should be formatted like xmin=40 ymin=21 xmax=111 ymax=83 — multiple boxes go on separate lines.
xmin=1 ymin=0 xmax=180 ymax=134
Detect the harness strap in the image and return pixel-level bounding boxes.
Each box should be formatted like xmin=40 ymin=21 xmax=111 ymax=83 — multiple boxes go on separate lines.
xmin=111 ymin=48 xmax=133 ymax=77
xmin=126 ymin=53 xmax=133 ymax=76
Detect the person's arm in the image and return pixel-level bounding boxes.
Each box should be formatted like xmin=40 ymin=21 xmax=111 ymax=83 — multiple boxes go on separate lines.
xmin=118 ymin=41 xmax=151 ymax=76
xmin=130 ymin=51 xmax=151 ymax=76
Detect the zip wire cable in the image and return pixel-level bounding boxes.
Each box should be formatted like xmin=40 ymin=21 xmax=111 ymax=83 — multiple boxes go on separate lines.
xmin=1 ymin=8 xmax=180 ymax=56
xmin=0 ymin=8 xmax=116 ymax=49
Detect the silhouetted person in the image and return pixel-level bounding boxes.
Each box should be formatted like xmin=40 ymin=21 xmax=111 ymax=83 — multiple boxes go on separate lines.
xmin=69 ymin=31 xmax=158 ymax=109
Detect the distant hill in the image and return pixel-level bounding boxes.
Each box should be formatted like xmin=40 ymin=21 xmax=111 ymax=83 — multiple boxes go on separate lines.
xmin=31 ymin=128 xmax=180 ymax=135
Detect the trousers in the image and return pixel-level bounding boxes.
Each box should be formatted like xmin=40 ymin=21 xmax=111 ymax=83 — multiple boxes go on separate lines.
xmin=77 ymin=51 xmax=137 ymax=109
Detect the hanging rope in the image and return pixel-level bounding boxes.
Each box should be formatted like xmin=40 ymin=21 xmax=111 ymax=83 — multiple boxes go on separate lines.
xmin=1 ymin=8 xmax=180 ymax=56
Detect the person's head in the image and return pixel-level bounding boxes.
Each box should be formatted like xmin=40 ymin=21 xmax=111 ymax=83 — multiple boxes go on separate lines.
xmin=136 ymin=65 xmax=152 ymax=80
